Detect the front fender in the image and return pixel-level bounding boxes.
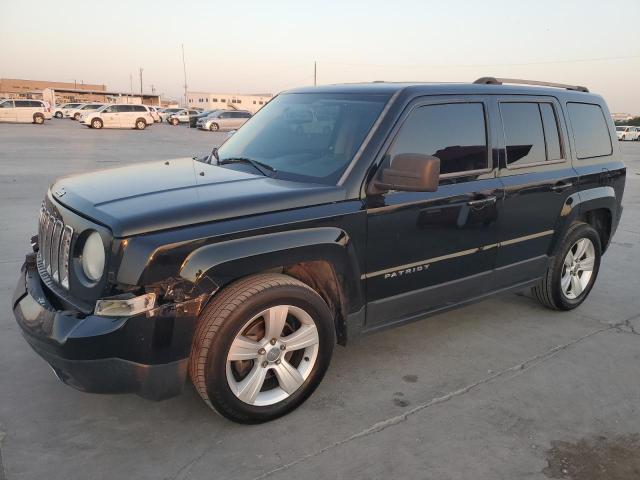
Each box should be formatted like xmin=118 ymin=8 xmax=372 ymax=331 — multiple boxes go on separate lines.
xmin=180 ymin=227 xmax=362 ymax=303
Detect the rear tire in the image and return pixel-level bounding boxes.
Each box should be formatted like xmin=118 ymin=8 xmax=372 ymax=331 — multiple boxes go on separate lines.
xmin=189 ymin=273 xmax=335 ymax=424
xmin=135 ymin=118 xmax=146 ymax=130
xmin=532 ymin=222 xmax=601 ymax=311
xmin=33 ymin=114 xmax=44 ymax=124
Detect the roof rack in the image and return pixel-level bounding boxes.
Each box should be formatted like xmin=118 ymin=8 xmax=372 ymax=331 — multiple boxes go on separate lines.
xmin=473 ymin=76 xmax=589 ymax=93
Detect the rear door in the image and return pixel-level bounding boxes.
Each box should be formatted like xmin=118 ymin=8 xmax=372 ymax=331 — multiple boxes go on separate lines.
xmin=492 ymin=96 xmax=578 ymax=288
xmin=364 ymin=96 xmax=503 ymax=329
xmin=0 ymin=100 xmax=16 ymax=122
xmin=15 ymin=100 xmax=32 ymax=122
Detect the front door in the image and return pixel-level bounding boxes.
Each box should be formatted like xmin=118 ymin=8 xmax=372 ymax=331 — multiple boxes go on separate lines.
xmin=492 ymin=96 xmax=578 ymax=288
xmin=101 ymin=105 xmax=119 ymax=127
xmin=364 ymin=98 xmax=502 ymax=330
xmin=0 ymin=100 xmax=16 ymax=122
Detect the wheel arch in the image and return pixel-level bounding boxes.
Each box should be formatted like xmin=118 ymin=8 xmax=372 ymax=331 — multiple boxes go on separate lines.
xmin=179 ymin=228 xmax=364 ymax=345
xmin=549 ymin=186 xmax=617 ymax=256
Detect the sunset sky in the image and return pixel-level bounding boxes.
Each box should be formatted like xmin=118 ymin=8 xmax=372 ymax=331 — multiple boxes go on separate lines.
xmin=1 ymin=0 xmax=638 ymax=112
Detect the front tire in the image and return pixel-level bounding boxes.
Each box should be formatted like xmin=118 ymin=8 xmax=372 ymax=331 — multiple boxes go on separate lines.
xmin=170 ymin=118 xmax=179 ymax=126
xmin=209 ymin=122 xmax=219 ymax=131
xmin=91 ymin=118 xmax=103 ymax=129
xmin=54 ymin=112 xmax=63 ymax=118
xmin=532 ymin=222 xmax=601 ymax=310
xmin=189 ymin=273 xmax=335 ymax=424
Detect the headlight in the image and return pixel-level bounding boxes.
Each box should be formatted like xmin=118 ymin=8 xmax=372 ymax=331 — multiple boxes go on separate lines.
xmin=81 ymin=231 xmax=105 ymax=281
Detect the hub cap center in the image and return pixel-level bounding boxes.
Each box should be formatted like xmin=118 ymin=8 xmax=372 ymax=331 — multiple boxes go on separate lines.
xmin=266 ymin=347 xmax=281 ymax=363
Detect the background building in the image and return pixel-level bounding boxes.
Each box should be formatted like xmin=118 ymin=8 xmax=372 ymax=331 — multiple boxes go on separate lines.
xmin=611 ymin=112 xmax=636 ymax=123
xmin=1 ymin=78 xmax=160 ymax=106
xmin=187 ymin=92 xmax=273 ymax=113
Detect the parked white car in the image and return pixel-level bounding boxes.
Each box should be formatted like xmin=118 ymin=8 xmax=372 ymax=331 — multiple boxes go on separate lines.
xmin=0 ymin=99 xmax=52 ymax=124
xmin=197 ymin=110 xmax=252 ymax=131
xmin=168 ymin=109 xmax=199 ymax=125
xmin=147 ymin=106 xmax=161 ymax=123
xmin=79 ymin=104 xmax=154 ymax=130
xmin=68 ymin=103 xmax=105 ymax=120
xmin=53 ymin=103 xmax=81 ymax=118
xmin=616 ymin=125 xmax=639 ymax=141
xmin=159 ymin=107 xmax=183 ymax=122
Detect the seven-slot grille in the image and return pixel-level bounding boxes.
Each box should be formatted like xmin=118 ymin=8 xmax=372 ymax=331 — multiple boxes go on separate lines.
xmin=38 ymin=204 xmax=73 ymax=289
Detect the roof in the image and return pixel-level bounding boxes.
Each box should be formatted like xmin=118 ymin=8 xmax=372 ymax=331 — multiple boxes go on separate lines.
xmin=284 ymin=80 xmax=598 ymax=99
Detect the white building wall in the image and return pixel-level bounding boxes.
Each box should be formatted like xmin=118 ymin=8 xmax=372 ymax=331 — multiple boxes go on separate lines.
xmin=187 ymin=92 xmax=273 ymax=114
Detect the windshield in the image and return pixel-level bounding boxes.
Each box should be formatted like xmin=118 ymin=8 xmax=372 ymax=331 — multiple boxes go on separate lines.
xmin=616 ymin=126 xmax=626 ymax=131
xmin=165 ymin=108 xmax=181 ymax=113
xmin=216 ymin=92 xmax=389 ymax=184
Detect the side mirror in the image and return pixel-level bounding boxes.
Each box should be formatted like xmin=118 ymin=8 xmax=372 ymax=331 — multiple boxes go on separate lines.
xmin=370 ymin=154 xmax=440 ymax=194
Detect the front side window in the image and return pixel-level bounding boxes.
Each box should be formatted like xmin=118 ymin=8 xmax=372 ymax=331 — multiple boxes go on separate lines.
xmin=0 ymin=100 xmax=13 ymax=108
xmin=387 ymin=102 xmax=488 ymax=176
xmin=567 ymin=102 xmax=612 ymax=159
xmin=217 ymin=92 xmax=389 ymax=184
xmin=102 ymin=105 xmax=116 ymax=113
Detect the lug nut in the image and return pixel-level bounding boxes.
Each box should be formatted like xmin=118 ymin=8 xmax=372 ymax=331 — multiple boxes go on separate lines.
xmin=270 ymin=338 xmax=277 ymax=345
xmin=258 ymin=348 xmax=266 ymax=355
xmin=261 ymin=361 xmax=268 ymax=368
xmin=275 ymin=359 xmax=281 ymax=365
xmin=280 ymin=344 xmax=286 ymax=351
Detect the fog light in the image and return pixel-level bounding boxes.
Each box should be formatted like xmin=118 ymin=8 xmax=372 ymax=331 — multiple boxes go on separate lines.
xmin=94 ymin=293 xmax=156 ymax=316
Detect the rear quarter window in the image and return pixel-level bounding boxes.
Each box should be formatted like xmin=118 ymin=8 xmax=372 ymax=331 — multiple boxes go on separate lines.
xmin=567 ymin=102 xmax=612 ymax=159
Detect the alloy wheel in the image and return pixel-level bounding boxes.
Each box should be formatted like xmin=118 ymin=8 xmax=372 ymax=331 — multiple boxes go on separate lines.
xmin=226 ymin=304 xmax=319 ymax=406
xmin=561 ymin=238 xmax=595 ymax=299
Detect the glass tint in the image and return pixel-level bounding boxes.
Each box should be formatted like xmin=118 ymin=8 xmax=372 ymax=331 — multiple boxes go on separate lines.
xmin=567 ymin=102 xmax=612 ymax=159
xmin=501 ymin=103 xmax=546 ymax=166
xmin=388 ymin=103 xmax=488 ymax=175
xmin=217 ymin=92 xmax=389 ymax=184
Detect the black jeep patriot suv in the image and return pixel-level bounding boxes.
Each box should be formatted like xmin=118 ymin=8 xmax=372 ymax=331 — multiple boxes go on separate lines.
xmin=13 ymin=77 xmax=625 ymax=423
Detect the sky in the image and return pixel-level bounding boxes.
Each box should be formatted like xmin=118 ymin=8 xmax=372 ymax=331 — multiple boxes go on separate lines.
xmin=1 ymin=0 xmax=639 ymax=112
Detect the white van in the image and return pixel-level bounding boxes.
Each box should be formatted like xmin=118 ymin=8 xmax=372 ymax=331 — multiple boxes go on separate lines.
xmin=0 ymin=99 xmax=52 ymax=124
xmin=80 ymin=104 xmax=155 ymax=130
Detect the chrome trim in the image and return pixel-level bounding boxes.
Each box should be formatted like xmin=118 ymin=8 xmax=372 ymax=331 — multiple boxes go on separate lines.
xmin=37 ymin=203 xmax=73 ymax=290
xmin=361 ymin=229 xmax=554 ymax=279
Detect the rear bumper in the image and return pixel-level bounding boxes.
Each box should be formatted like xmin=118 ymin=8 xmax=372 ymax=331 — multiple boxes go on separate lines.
xmin=12 ymin=259 xmax=202 ymax=400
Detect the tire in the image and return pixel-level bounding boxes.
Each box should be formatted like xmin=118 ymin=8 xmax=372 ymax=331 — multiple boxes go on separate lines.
xmin=54 ymin=111 xmax=63 ymax=119
xmin=532 ymin=222 xmax=601 ymax=310
xmin=33 ymin=114 xmax=45 ymax=124
xmin=73 ymin=113 xmax=80 ymax=120
xmin=209 ymin=122 xmax=219 ymax=132
xmin=135 ymin=118 xmax=146 ymax=130
xmin=189 ymin=273 xmax=335 ymax=424
xmin=91 ymin=118 xmax=103 ymax=129
xmin=171 ymin=118 xmax=179 ymax=126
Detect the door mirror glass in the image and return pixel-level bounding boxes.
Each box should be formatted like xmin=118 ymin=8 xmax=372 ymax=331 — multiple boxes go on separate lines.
xmin=372 ymin=154 xmax=440 ymax=194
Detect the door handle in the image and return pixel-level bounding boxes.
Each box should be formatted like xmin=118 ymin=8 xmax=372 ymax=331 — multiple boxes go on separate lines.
xmin=467 ymin=196 xmax=497 ymax=208
xmin=550 ymin=181 xmax=573 ymax=192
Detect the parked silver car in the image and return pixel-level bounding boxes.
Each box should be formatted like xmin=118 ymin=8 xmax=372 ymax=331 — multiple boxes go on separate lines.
xmin=53 ymin=103 xmax=82 ymax=118
xmin=197 ymin=110 xmax=252 ymax=131
xmin=168 ymin=109 xmax=200 ymax=125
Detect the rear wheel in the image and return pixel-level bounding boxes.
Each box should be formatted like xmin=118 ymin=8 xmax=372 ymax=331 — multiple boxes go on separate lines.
xmin=33 ymin=114 xmax=44 ymax=124
xmin=189 ymin=273 xmax=335 ymax=424
xmin=91 ymin=118 xmax=103 ymax=129
xmin=533 ymin=222 xmax=601 ymax=310
xmin=209 ymin=122 xmax=219 ymax=131
xmin=135 ymin=118 xmax=146 ymax=130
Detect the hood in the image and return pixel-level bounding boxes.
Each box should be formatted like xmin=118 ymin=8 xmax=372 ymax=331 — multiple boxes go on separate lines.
xmin=50 ymin=157 xmax=345 ymax=237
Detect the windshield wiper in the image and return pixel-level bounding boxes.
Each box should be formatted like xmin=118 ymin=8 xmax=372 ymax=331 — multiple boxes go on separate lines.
xmin=218 ymin=157 xmax=277 ymax=177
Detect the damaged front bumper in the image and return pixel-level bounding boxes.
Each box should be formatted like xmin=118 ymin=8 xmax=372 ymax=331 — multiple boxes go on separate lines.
xmin=12 ymin=257 xmax=204 ymax=400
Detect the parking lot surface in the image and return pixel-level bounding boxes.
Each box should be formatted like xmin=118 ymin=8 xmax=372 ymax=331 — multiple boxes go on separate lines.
xmin=1 ymin=120 xmax=639 ymax=480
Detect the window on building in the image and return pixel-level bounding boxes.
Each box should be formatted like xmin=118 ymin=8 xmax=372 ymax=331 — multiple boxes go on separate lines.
xmin=221 ymin=99 xmax=226 ymax=103
xmin=259 ymin=101 xmax=264 ymax=105
xmin=388 ymin=102 xmax=488 ymax=176
xmin=236 ymin=100 xmax=242 ymax=104
xmin=253 ymin=100 xmax=257 ymax=104
xmin=211 ymin=98 xmax=217 ymax=102
xmin=567 ymin=102 xmax=612 ymax=159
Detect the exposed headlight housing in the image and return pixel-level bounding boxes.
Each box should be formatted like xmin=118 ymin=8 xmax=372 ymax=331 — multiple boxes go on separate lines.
xmin=95 ymin=293 xmax=156 ymax=316
xmin=81 ymin=230 xmax=105 ymax=282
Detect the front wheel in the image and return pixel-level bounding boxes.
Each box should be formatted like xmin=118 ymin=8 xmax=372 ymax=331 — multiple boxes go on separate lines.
xmin=91 ymin=118 xmax=103 ymax=129
xmin=189 ymin=273 xmax=335 ymax=424
xmin=209 ymin=122 xmax=219 ymax=131
xmin=54 ymin=112 xmax=63 ymax=118
xmin=170 ymin=118 xmax=179 ymax=126
xmin=532 ymin=222 xmax=601 ymax=310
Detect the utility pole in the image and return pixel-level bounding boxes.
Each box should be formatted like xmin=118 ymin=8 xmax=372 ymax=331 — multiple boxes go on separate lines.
xmin=181 ymin=43 xmax=189 ymax=127
xmin=314 ymin=61 xmax=317 ymax=86
xmin=129 ymin=73 xmax=133 ymax=102
xmin=139 ymin=68 xmax=144 ymax=95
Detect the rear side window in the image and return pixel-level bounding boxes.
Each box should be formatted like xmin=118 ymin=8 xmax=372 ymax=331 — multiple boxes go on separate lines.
xmin=388 ymin=103 xmax=488 ymax=176
xmin=15 ymin=100 xmax=30 ymax=107
xmin=567 ymin=102 xmax=612 ymax=159
xmin=539 ymin=104 xmax=562 ymax=160
xmin=132 ymin=105 xmax=146 ymax=112
xmin=500 ymin=103 xmax=546 ymax=166
xmin=115 ymin=105 xmax=131 ymax=112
